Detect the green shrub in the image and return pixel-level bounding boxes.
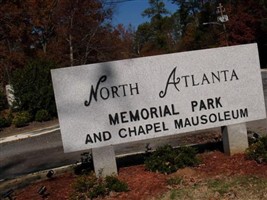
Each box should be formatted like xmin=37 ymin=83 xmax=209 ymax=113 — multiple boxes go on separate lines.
xmin=72 ymin=174 xmax=98 ymax=193
xmin=12 ymin=111 xmax=31 ymax=127
xmin=0 ymin=116 xmax=11 ymax=128
xmin=88 ymin=183 xmax=107 ymax=199
xmin=74 ymin=152 xmax=93 ymax=175
xmin=144 ymin=145 xmax=200 ymax=174
xmin=35 ymin=109 xmax=51 ymax=122
xmin=105 ymin=175 xmax=129 ymax=192
xmin=246 ymin=136 xmax=267 ymax=163
xmin=11 ymin=59 xmax=57 ymax=117
xmin=0 ymin=111 xmax=13 ymax=129
xmin=70 ymin=173 xmax=128 ymax=199
xmin=0 ymin=89 xmax=7 ymax=111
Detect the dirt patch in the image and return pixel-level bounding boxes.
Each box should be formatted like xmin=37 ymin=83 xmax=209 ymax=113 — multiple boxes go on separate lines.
xmin=196 ymin=151 xmax=267 ymax=178
xmin=10 ymin=151 xmax=267 ymax=200
xmin=110 ymin=165 xmax=167 ymax=200
xmin=14 ymin=166 xmax=168 ymax=200
xmin=15 ymin=173 xmax=75 ymax=200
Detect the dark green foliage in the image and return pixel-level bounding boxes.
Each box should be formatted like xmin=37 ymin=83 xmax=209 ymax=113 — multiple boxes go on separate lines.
xmin=145 ymin=145 xmax=177 ymax=174
xmin=175 ymin=146 xmax=200 ymax=168
xmin=135 ymin=0 xmax=180 ymax=55
xmin=11 ymin=59 xmax=57 ymax=118
xmin=35 ymin=109 xmax=51 ymax=122
xmin=72 ymin=174 xmax=98 ymax=193
xmin=74 ymin=152 xmax=93 ymax=175
xmin=0 ymin=110 xmax=12 ymax=129
xmin=105 ymin=175 xmax=129 ymax=192
xmin=246 ymin=136 xmax=267 ymax=163
xmin=142 ymin=0 xmax=169 ymax=22
xmin=0 ymin=116 xmax=12 ymax=128
xmin=88 ymin=183 xmax=107 ymax=199
xmin=0 ymin=89 xmax=7 ymax=111
xmin=144 ymin=145 xmax=200 ymax=174
xmin=70 ymin=174 xmax=128 ymax=200
xmin=12 ymin=111 xmax=31 ymax=127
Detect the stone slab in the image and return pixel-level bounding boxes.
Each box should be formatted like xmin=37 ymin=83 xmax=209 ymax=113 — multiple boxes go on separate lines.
xmin=262 ymin=70 xmax=267 ymax=112
xmin=92 ymin=146 xmax=117 ymax=177
xmin=222 ymin=123 xmax=248 ymax=155
xmin=51 ymin=43 xmax=266 ymax=152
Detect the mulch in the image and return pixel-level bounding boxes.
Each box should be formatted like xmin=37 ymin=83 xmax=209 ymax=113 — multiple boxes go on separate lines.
xmin=14 ymin=151 xmax=267 ymax=200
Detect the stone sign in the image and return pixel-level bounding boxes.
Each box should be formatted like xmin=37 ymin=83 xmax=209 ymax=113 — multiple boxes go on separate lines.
xmin=51 ymin=43 xmax=266 ymax=153
xmin=262 ymin=70 xmax=267 ymax=111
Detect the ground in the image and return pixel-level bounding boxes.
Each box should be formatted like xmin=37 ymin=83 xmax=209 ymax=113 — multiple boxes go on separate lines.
xmin=12 ymin=151 xmax=267 ymax=200
xmin=1 ymin=118 xmax=267 ymax=199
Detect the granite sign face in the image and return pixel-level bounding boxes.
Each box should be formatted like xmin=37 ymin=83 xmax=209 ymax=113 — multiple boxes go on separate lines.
xmin=51 ymin=43 xmax=266 ymax=153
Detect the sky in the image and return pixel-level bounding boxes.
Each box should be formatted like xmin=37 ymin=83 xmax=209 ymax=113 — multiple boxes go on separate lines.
xmin=111 ymin=0 xmax=177 ymax=29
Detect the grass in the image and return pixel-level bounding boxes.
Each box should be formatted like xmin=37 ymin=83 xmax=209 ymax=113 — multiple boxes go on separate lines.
xmin=159 ymin=175 xmax=267 ymax=200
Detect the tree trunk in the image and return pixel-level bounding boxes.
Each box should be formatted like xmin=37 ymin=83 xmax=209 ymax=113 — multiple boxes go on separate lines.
xmin=43 ymin=43 xmax=47 ymax=54
xmin=69 ymin=34 xmax=74 ymax=66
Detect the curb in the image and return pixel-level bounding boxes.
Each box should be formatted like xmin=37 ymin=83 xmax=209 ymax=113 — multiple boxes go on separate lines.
xmin=0 ymin=124 xmax=60 ymax=144
xmin=0 ymin=163 xmax=74 ymax=193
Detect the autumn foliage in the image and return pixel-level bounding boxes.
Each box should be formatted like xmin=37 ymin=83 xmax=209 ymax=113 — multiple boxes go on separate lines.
xmin=0 ymin=0 xmax=134 ymax=88
xmin=135 ymin=0 xmax=267 ymax=67
xmin=0 ymin=0 xmax=266 ymax=90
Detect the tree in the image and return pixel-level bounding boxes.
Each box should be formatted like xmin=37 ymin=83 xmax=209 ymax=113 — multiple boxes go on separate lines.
xmin=23 ymin=0 xmax=57 ymax=55
xmin=11 ymin=59 xmax=57 ymax=116
xmin=0 ymin=1 xmax=27 ymax=87
xmin=134 ymin=22 xmax=153 ymax=55
xmin=107 ymin=24 xmax=135 ymax=59
xmin=0 ymin=0 xmax=134 ymax=82
xmin=170 ymin=1 xmax=266 ymax=53
xmin=224 ymin=0 xmax=267 ymax=67
xmin=142 ymin=0 xmax=169 ymax=22
xmin=0 ymin=0 xmax=59 ymax=87
xmin=54 ymin=0 xmax=115 ymax=66
xmin=171 ymin=0 xmax=204 ymax=34
xmin=134 ymin=0 xmax=179 ymax=55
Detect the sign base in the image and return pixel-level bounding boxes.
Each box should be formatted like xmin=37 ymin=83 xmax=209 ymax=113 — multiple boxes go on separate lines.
xmin=222 ymin=123 xmax=248 ymax=155
xmin=92 ymin=146 xmax=117 ymax=177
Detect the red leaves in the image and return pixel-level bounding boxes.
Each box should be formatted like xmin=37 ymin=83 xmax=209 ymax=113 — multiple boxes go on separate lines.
xmin=225 ymin=0 xmax=267 ymax=46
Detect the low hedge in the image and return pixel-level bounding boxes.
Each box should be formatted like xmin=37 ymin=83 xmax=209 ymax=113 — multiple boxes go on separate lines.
xmin=144 ymin=145 xmax=200 ymax=174
xmin=12 ymin=111 xmax=31 ymax=128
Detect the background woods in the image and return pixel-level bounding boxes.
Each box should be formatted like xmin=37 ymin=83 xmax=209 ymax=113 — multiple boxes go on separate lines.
xmin=0 ymin=0 xmax=134 ymax=87
xmin=0 ymin=0 xmax=266 ymax=124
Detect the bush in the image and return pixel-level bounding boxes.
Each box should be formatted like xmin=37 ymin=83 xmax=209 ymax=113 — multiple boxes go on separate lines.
xmin=11 ymin=59 xmax=57 ymax=117
xmin=74 ymin=152 xmax=93 ymax=175
xmin=0 ymin=116 xmax=11 ymax=129
xmin=70 ymin=173 xmax=128 ymax=199
xmin=12 ymin=111 xmax=31 ymax=128
xmin=144 ymin=145 xmax=200 ymax=174
xmin=72 ymin=174 xmax=98 ymax=193
xmin=35 ymin=109 xmax=51 ymax=122
xmin=0 ymin=111 xmax=13 ymax=129
xmin=88 ymin=183 xmax=107 ymax=199
xmin=0 ymin=89 xmax=7 ymax=111
xmin=246 ymin=136 xmax=267 ymax=163
xmin=105 ymin=175 xmax=129 ymax=192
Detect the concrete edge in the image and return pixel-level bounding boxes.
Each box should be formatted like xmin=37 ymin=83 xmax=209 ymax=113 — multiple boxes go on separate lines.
xmin=0 ymin=125 xmax=60 ymax=144
xmin=0 ymin=163 xmax=74 ymax=193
